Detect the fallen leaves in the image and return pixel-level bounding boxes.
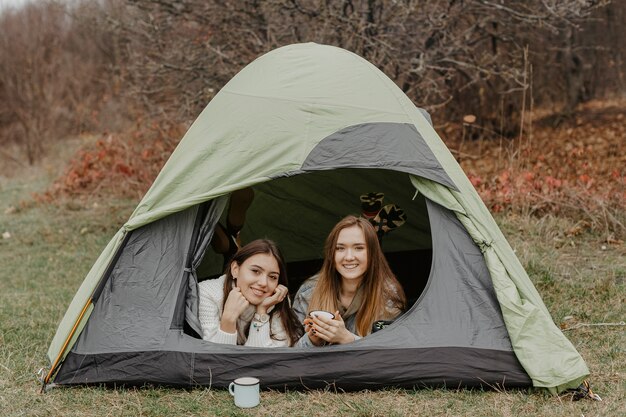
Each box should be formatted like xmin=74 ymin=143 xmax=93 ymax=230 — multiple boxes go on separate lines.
xmin=36 ymin=120 xmax=185 ymax=202
xmin=447 ymin=100 xmax=625 ymax=237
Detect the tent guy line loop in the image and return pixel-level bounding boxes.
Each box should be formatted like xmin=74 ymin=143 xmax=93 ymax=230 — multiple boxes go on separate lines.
xmin=562 ymin=321 xmax=625 ymax=331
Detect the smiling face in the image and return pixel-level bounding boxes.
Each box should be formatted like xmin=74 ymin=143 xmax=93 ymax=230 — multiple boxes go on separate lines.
xmin=231 ymin=252 xmax=280 ymax=305
xmin=334 ymin=224 xmax=369 ymax=284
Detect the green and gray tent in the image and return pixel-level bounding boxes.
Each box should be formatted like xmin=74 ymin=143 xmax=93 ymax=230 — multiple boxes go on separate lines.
xmin=44 ymin=43 xmax=588 ymax=392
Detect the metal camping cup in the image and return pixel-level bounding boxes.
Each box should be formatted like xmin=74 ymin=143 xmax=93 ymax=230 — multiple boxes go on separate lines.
xmin=228 ymin=377 xmax=260 ymax=408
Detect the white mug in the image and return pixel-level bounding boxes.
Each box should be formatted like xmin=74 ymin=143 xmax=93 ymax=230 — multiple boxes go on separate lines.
xmin=228 ymin=377 xmax=260 ymax=408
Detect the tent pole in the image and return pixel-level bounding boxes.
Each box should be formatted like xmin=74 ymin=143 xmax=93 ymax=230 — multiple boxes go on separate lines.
xmin=43 ymin=299 xmax=93 ymax=386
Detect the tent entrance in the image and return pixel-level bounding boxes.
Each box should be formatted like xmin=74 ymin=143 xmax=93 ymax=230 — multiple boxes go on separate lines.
xmin=196 ymin=167 xmax=433 ymax=306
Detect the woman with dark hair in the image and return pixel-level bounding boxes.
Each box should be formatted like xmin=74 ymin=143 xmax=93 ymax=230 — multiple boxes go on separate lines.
xmin=198 ymin=239 xmax=303 ymax=347
xmin=293 ymin=215 xmax=406 ymax=346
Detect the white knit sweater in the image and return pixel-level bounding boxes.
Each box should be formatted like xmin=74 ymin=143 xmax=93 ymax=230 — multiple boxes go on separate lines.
xmin=197 ymin=275 xmax=290 ymax=347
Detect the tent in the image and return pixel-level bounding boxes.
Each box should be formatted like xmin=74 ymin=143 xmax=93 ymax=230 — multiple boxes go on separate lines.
xmin=44 ymin=43 xmax=588 ymax=392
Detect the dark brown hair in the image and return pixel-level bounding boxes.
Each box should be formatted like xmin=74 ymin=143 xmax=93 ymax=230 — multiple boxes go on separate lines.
xmin=222 ymin=239 xmax=303 ymax=345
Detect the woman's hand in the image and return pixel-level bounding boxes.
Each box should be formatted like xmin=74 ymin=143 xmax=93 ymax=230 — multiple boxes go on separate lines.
xmin=256 ymin=284 xmax=288 ymax=315
xmin=303 ymin=317 xmax=325 ymax=346
xmin=220 ymin=287 xmax=250 ymax=333
xmin=307 ymin=311 xmax=356 ymax=345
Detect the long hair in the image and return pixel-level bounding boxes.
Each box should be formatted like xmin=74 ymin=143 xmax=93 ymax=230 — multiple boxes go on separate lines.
xmin=221 ymin=239 xmax=303 ymax=346
xmin=308 ymin=216 xmax=406 ymax=337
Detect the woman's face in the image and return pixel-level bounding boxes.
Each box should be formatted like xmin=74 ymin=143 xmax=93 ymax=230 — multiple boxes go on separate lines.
xmin=231 ymin=253 xmax=280 ymax=305
xmin=334 ymin=225 xmax=368 ymax=284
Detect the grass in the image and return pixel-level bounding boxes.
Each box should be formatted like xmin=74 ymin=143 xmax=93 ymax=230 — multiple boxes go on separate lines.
xmin=1 ymin=151 xmax=624 ymax=416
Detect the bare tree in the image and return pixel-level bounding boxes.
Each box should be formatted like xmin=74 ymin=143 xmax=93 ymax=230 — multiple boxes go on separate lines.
xmin=0 ymin=0 xmax=622 ymax=166
xmin=0 ymin=0 xmax=122 ymax=165
xmin=112 ymin=0 xmax=616 ymax=134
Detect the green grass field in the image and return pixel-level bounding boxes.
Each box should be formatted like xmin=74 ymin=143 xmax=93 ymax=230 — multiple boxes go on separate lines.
xmin=1 ymin=162 xmax=624 ymax=417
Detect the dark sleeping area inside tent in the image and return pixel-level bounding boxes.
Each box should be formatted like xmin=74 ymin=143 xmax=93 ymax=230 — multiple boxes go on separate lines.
xmin=194 ymin=167 xmax=434 ymax=311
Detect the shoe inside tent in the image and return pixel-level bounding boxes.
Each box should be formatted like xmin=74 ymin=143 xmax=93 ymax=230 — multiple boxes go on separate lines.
xmin=43 ymin=43 xmax=589 ymax=393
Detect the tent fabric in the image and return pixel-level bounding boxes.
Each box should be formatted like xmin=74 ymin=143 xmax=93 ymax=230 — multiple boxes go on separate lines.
xmin=56 ymin=347 xmax=531 ymax=390
xmin=299 ymin=122 xmax=456 ymax=190
xmin=181 ymin=196 xmax=228 ymax=336
xmin=47 ymin=42 xmax=588 ymax=392
xmin=74 ymin=205 xmax=198 ymax=352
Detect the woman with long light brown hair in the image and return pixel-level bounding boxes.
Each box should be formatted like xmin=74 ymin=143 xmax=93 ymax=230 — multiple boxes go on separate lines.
xmin=293 ymin=215 xmax=406 ymax=346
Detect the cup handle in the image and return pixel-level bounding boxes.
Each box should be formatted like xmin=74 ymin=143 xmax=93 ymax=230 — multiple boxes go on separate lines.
xmin=228 ymin=382 xmax=235 ymax=396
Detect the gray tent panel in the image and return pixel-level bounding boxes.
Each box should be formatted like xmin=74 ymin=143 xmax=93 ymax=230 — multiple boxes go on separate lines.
xmin=301 ymin=122 xmax=457 ymax=190
xmin=384 ymin=199 xmax=513 ymax=349
xmin=73 ymin=205 xmax=198 ymax=352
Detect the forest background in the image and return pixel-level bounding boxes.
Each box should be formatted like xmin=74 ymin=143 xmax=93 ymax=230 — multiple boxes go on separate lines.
xmin=0 ymin=1 xmax=624 ymax=416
